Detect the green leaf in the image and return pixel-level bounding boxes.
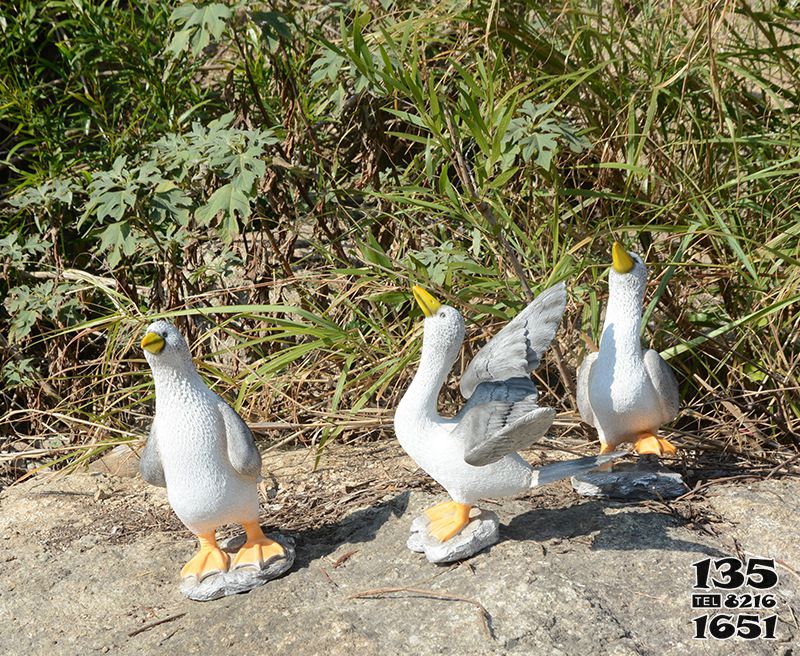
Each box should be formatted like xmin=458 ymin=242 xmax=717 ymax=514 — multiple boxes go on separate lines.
xmin=168 ymin=3 xmax=232 ymax=57
xmin=195 ymin=183 xmax=250 ymax=232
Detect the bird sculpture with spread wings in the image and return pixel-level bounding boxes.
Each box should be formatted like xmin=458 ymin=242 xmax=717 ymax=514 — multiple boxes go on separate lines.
xmin=394 ymin=283 xmax=620 ymax=543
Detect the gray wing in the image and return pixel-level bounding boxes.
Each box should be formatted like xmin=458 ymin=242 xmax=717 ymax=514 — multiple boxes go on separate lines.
xmin=460 ymin=282 xmax=567 ymax=399
xmin=454 ymin=377 xmax=538 ymax=421
xmin=140 ymin=422 xmax=166 ymax=487
xmin=643 ymin=349 xmax=680 ymax=423
xmin=451 ymin=388 xmax=557 ymax=467
xmin=218 ymin=400 xmax=262 ymax=480
xmin=576 ymin=351 xmax=598 ymax=427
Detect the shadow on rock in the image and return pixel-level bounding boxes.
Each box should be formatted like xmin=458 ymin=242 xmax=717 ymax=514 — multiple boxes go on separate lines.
xmin=503 ymin=500 xmax=725 ymax=556
xmin=289 ymin=491 xmax=411 ymax=569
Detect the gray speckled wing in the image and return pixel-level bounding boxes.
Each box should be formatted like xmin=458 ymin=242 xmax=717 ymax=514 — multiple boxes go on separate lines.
xmin=459 ymin=282 xmax=567 ymax=399
xmin=643 ymin=349 xmax=680 ymax=424
xmin=453 ymin=394 xmax=556 ymax=467
xmin=454 ymin=377 xmax=538 ymax=422
xmin=576 ymin=351 xmax=598 ymax=427
xmin=218 ymin=400 xmax=262 ymax=480
xmin=140 ymin=422 xmax=166 ymax=487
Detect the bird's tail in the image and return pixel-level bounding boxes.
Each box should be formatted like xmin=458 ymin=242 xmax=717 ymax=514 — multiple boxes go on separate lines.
xmin=530 ymin=452 xmax=626 ymax=488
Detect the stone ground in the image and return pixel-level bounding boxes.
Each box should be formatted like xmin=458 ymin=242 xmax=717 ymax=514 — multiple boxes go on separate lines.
xmin=0 ymin=443 xmax=797 ymax=656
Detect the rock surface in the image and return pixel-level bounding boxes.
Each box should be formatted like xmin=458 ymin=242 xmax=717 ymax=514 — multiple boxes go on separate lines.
xmin=407 ymin=508 xmax=499 ymax=563
xmin=180 ymin=533 xmax=295 ymax=602
xmin=705 ymin=478 xmax=800 ymax=566
xmin=0 ymin=445 xmax=797 ymax=656
xmin=571 ymin=459 xmax=688 ymax=500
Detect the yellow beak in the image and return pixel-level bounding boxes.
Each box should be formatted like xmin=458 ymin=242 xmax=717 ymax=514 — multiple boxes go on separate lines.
xmin=141 ymin=332 xmax=166 ymax=354
xmin=612 ymin=242 xmax=635 ymax=274
xmin=412 ymin=285 xmax=442 ymax=318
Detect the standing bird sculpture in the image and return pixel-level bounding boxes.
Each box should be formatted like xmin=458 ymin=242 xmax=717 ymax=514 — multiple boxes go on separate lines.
xmin=394 ymin=283 xmax=621 ymax=547
xmin=139 ymin=320 xmax=288 ymax=588
xmin=576 ymin=243 xmax=680 ymax=457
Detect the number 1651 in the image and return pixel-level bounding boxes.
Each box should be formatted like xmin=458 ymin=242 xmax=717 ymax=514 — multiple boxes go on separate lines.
xmin=693 ymin=614 xmax=777 ymax=640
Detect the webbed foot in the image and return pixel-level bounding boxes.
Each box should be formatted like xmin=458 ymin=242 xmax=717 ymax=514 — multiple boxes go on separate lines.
xmin=232 ymin=522 xmax=285 ymax=570
xmin=424 ymin=501 xmax=472 ymax=542
xmin=634 ymin=433 xmax=677 ymax=457
xmin=181 ymin=533 xmax=229 ymax=580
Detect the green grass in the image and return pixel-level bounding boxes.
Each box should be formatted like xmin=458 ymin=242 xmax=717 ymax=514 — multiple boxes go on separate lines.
xmin=1 ymin=0 xmax=799 ymax=484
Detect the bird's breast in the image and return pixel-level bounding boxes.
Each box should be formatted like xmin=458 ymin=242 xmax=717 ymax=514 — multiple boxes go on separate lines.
xmin=154 ymin=388 xmax=229 ymax=475
xmin=589 ymin=356 xmax=662 ymax=438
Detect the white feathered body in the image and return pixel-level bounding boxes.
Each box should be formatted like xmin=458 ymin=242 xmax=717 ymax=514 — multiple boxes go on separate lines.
xmin=153 ymin=373 xmax=258 ymax=535
xmin=393 ymin=287 xmax=580 ymax=506
xmin=588 ymin=333 xmax=663 ymax=447
xmin=394 ymin=411 xmax=532 ymax=504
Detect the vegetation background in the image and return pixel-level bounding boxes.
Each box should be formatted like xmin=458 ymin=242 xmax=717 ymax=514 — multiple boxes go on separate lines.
xmin=1 ymin=0 xmax=798 ymax=487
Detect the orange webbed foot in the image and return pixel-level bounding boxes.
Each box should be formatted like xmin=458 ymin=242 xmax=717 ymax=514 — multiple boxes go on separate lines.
xmin=424 ymin=501 xmax=472 ymax=542
xmin=181 ymin=533 xmax=229 ymax=580
xmin=232 ymin=522 xmax=285 ymax=570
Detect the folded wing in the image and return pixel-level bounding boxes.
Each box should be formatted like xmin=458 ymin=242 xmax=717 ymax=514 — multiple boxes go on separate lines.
xmin=218 ymin=400 xmax=263 ymax=480
xmin=643 ymin=349 xmax=680 ymax=424
xmin=575 ymin=351 xmax=598 ymax=427
xmin=140 ymin=422 xmax=166 ymax=487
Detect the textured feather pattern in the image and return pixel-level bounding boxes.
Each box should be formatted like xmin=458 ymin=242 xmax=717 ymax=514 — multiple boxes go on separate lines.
xmin=455 ymin=377 xmax=538 ymax=421
xmin=459 ymin=282 xmax=567 ymax=399
xmin=141 ymin=320 xmax=261 ymax=535
xmin=463 ymin=405 xmax=556 ymax=467
xmin=150 ymin=376 xmax=260 ymax=535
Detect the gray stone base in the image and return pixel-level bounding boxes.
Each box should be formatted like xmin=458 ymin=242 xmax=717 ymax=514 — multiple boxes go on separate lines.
xmin=571 ymin=458 xmax=687 ymax=500
xmin=180 ymin=532 xmax=295 ymax=602
xmin=407 ymin=507 xmax=499 ymax=563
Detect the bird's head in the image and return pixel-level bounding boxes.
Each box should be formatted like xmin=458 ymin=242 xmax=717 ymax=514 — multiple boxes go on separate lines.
xmin=609 ymin=242 xmax=648 ymax=298
xmin=412 ymin=285 xmax=465 ymax=365
xmin=140 ymin=320 xmax=194 ymax=372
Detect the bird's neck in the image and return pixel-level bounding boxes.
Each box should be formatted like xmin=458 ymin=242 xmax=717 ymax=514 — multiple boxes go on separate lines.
xmin=599 ymin=283 xmax=644 ymax=362
xmin=152 ymin=366 xmax=208 ymax=406
xmin=398 ymin=343 xmax=452 ymax=422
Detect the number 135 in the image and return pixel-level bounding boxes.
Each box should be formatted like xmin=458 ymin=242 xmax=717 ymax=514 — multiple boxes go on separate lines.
xmin=693 ymin=557 xmax=778 ymax=590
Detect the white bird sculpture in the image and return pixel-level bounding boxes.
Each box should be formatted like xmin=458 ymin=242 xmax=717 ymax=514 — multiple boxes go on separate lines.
xmin=394 ymin=283 xmax=620 ymax=543
xmin=577 ymin=243 xmax=680 ymax=457
xmin=139 ymin=320 xmax=284 ymax=580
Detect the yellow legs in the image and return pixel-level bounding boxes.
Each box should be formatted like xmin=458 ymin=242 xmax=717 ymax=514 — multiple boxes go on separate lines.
xmin=599 ymin=443 xmax=616 ymax=455
xmin=232 ymin=521 xmax=285 ymax=570
xmin=633 ymin=432 xmax=677 ymax=457
xmin=597 ymin=432 xmax=677 ymax=470
xmin=181 ymin=533 xmax=229 ymax=580
xmin=596 ymin=442 xmax=617 ymax=471
xmin=181 ymin=523 xmax=285 ymax=579
xmin=424 ymin=500 xmax=472 ymax=542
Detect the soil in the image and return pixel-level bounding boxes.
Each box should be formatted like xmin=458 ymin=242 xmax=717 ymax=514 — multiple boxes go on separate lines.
xmin=0 ymin=442 xmax=797 ymax=655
